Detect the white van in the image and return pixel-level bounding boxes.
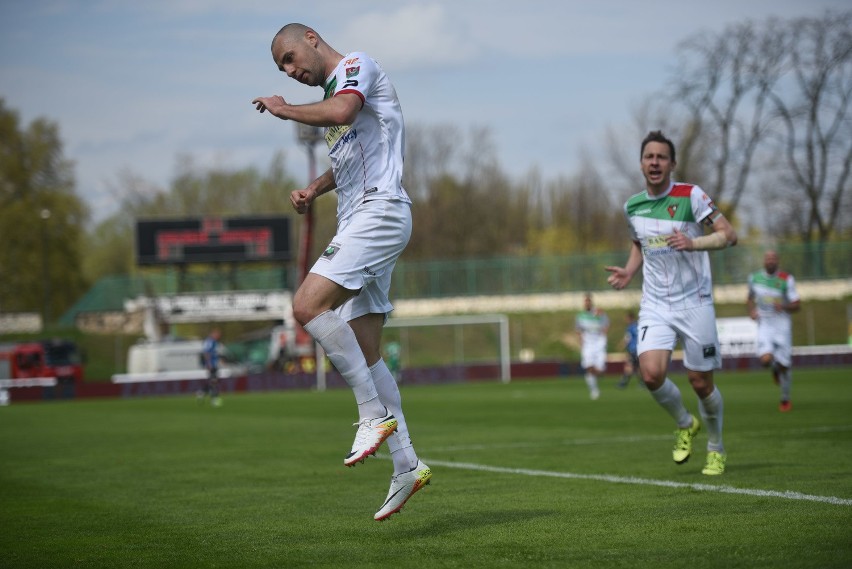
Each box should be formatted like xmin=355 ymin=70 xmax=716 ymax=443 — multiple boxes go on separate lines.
xmin=126 ymin=340 xmax=207 ymax=374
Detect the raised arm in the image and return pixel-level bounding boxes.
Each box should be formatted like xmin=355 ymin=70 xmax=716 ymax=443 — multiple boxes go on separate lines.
xmin=252 ymin=92 xmax=362 ymax=127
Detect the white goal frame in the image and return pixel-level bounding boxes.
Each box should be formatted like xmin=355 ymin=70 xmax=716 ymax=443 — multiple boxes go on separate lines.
xmin=315 ymin=313 xmax=511 ymax=391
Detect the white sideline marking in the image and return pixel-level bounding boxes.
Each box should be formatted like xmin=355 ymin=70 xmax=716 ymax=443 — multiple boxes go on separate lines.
xmin=415 ymin=458 xmax=852 ymax=507
xmin=429 ymin=425 xmax=852 ymax=453
xmin=432 ymin=434 xmax=672 ymax=452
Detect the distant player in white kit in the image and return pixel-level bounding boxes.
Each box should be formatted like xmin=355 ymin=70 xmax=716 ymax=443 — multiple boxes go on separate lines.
xmin=605 ymin=131 xmax=738 ymax=476
xmin=575 ymin=293 xmax=609 ymax=400
xmin=747 ymin=250 xmax=801 ymax=412
xmin=252 ymin=23 xmax=430 ymax=520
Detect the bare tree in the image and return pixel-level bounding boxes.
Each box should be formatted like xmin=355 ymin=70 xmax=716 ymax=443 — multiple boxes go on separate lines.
xmin=765 ymin=12 xmax=852 ymax=244
xmin=604 ymin=99 xmax=714 ymax=197
xmin=402 ymin=123 xmax=463 ymax=202
xmin=403 ymin=123 xmax=536 ymax=259
xmin=671 ymin=19 xmax=788 ymax=216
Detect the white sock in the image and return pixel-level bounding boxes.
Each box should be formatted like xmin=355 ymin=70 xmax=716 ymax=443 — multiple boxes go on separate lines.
xmin=303 ymin=311 xmax=384 ymax=420
xmin=371 ymin=359 xmax=418 ymax=474
xmin=584 ymin=372 xmax=599 ymax=393
xmin=650 ymin=378 xmax=692 ymax=428
xmin=698 ymin=387 xmax=724 ymax=453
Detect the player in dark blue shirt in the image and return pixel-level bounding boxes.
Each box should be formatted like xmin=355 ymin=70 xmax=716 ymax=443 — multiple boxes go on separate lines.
xmin=200 ymin=328 xmax=223 ymax=407
xmin=617 ymin=311 xmax=642 ymax=389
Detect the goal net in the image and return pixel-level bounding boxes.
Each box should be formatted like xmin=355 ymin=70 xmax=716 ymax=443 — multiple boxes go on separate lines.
xmin=314 ymin=313 xmax=511 ymax=390
xmin=385 ymin=314 xmax=510 ymax=382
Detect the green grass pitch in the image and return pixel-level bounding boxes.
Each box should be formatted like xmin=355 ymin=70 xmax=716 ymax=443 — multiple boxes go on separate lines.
xmin=1 ymin=368 xmax=851 ymax=568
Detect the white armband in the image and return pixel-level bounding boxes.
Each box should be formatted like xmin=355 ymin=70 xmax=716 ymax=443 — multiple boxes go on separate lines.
xmin=691 ymin=231 xmax=729 ymax=250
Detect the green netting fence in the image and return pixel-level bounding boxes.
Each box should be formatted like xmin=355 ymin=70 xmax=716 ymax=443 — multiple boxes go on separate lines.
xmin=59 ymin=241 xmax=851 ymax=326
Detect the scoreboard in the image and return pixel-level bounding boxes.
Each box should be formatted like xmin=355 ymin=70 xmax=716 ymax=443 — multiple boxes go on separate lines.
xmin=136 ymin=216 xmax=291 ymax=266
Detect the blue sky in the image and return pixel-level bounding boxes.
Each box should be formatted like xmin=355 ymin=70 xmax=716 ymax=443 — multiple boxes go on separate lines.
xmin=1 ymin=1 xmax=848 ymax=221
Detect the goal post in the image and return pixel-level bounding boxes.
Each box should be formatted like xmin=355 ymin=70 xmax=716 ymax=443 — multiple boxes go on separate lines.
xmin=313 ymin=313 xmax=511 ymax=391
xmin=385 ymin=313 xmax=511 ymax=383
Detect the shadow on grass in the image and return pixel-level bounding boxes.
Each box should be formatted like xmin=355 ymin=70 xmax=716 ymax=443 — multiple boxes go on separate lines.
xmin=387 ymin=508 xmax=558 ymax=538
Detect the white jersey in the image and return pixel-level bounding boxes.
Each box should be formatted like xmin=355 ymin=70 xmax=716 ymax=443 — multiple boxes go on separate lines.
xmin=624 ymin=182 xmax=719 ymax=311
xmin=748 ymin=269 xmax=800 ymax=330
xmin=576 ymin=309 xmax=608 ymax=371
xmin=576 ymin=310 xmax=609 ymax=350
xmin=323 ymin=52 xmax=411 ymax=223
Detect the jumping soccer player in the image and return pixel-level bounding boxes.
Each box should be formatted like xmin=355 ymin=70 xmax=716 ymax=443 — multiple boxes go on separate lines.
xmin=252 ymin=23 xmax=430 ymax=520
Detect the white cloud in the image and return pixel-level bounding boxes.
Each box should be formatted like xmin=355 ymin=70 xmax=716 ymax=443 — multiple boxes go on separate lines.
xmin=335 ymin=4 xmax=479 ymax=70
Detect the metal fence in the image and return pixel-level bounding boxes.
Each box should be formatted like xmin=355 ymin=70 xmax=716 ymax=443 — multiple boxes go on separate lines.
xmin=59 ymin=241 xmax=850 ymax=325
xmin=390 ymin=241 xmax=851 ymax=299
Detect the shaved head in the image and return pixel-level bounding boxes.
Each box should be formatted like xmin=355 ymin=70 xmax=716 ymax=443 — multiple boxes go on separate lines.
xmin=764 ymin=250 xmax=779 ymax=274
xmin=272 ymin=23 xmax=316 ymax=51
xmin=268 ymin=23 xmax=342 ymax=87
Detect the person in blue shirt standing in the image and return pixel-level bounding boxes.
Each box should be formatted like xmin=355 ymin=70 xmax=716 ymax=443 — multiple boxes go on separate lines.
xmin=201 ymin=328 xmax=223 ymax=407
xmin=617 ymin=311 xmax=641 ymax=389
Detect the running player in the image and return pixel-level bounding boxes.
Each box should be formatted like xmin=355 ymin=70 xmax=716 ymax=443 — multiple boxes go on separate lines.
xmin=200 ymin=327 xmax=223 ymax=407
xmin=605 ymin=130 xmax=738 ymax=476
xmin=747 ymin=250 xmax=801 ymax=412
xmin=252 ymin=24 xmax=430 ymax=520
xmin=576 ymin=293 xmax=609 ymax=400
xmin=617 ymin=311 xmax=641 ymax=389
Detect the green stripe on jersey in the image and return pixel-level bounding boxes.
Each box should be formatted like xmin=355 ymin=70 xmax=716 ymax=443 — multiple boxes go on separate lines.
xmin=751 ymin=272 xmax=788 ymax=292
xmin=626 ymin=192 xmax=696 ymax=222
xmin=323 ymin=77 xmax=337 ymax=101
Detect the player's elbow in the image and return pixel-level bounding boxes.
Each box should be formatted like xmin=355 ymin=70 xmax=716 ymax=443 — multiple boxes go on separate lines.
xmin=329 ymin=93 xmax=362 ymax=126
xmin=329 ymin=106 xmax=358 ymax=126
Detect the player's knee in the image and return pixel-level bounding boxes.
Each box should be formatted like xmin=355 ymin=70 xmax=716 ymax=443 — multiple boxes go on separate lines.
xmin=292 ymin=303 xmax=319 ymax=326
xmin=292 ymin=292 xmax=335 ymax=325
xmin=688 ymin=372 xmax=714 ymax=397
xmin=640 ymin=367 xmax=665 ymax=388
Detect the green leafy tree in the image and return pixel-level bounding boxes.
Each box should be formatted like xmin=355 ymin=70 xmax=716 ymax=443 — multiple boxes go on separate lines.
xmin=0 ymin=99 xmax=89 ymax=323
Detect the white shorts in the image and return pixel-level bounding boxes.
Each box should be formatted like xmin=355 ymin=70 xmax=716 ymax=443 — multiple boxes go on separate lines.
xmin=310 ymin=199 xmax=412 ymax=322
xmin=638 ymin=304 xmax=721 ymax=372
xmin=756 ymin=320 xmax=792 ymax=367
xmin=581 ymin=341 xmax=607 ymax=371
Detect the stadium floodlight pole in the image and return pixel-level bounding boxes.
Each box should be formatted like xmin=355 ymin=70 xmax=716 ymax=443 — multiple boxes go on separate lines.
xmin=295 ymin=123 xmax=324 ymax=286
xmin=40 ymin=208 xmax=51 ymax=328
xmin=295 ymin=124 xmax=326 ymax=386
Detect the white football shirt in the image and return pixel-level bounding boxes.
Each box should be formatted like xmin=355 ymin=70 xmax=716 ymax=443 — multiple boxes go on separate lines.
xmin=323 ymin=52 xmax=411 ymax=223
xmin=624 ymin=182 xmax=719 ymax=311
xmin=748 ymin=269 xmax=800 ymax=328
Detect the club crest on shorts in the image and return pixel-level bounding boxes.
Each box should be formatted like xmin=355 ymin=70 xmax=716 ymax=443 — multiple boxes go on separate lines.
xmin=321 ymin=243 xmax=340 ymax=260
xmin=703 ymin=344 xmax=717 ymax=358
